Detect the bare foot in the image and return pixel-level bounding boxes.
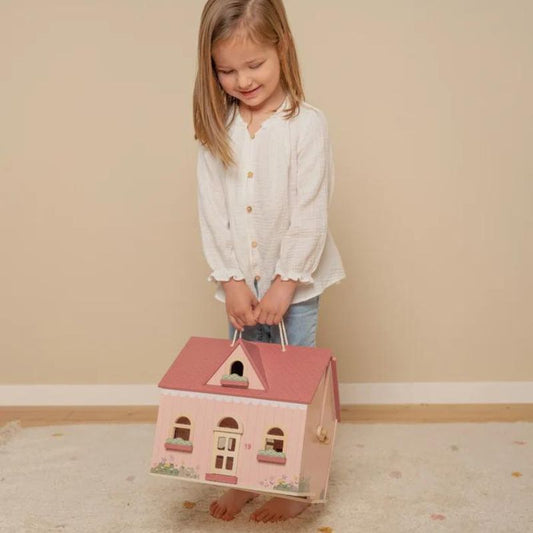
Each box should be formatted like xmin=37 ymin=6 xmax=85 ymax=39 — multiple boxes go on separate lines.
xmin=249 ymin=497 xmax=310 ymax=522
xmin=209 ymin=489 xmax=258 ymax=521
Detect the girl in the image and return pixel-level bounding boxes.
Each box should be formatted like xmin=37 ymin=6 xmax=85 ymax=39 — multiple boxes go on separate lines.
xmin=193 ymin=0 xmax=345 ymax=523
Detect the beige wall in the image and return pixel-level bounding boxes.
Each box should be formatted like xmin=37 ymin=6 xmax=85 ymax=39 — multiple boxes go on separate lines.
xmin=1 ymin=1 xmax=532 ymax=386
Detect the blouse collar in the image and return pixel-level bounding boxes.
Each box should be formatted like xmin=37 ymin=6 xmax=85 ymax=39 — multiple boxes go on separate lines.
xmin=233 ymin=94 xmax=289 ymax=131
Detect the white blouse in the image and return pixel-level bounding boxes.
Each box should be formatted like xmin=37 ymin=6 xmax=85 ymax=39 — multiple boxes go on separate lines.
xmin=197 ymin=100 xmax=345 ymax=304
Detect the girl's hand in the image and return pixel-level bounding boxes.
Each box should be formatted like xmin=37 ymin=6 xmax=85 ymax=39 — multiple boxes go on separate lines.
xmin=254 ymin=276 xmax=297 ymax=326
xmin=222 ymin=279 xmax=259 ymax=332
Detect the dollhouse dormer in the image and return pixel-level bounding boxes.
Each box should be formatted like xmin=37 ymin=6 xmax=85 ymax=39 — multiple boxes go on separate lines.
xmin=206 ymin=339 xmax=267 ymax=391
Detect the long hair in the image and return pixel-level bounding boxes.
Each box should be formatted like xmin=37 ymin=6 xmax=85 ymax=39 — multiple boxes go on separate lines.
xmin=193 ymin=0 xmax=304 ymax=167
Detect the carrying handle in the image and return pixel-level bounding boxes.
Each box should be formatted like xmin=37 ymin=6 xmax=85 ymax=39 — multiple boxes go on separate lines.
xmin=231 ymin=319 xmax=288 ymax=352
xmin=231 ymin=328 xmax=242 ymax=346
xmin=278 ymin=319 xmax=288 ymax=352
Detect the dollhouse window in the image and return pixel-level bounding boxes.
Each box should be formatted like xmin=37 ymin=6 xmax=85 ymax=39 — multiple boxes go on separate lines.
xmin=173 ymin=416 xmax=191 ymax=441
xmin=257 ymin=427 xmax=287 ymax=464
xmin=220 ymin=362 xmax=249 ymax=388
xmin=164 ymin=416 xmax=193 ymax=452
xmin=217 ymin=436 xmax=237 ymax=451
xmin=230 ymin=360 xmax=244 ymax=376
xmin=218 ymin=417 xmax=239 ymax=430
xmin=265 ymin=427 xmax=285 ymax=453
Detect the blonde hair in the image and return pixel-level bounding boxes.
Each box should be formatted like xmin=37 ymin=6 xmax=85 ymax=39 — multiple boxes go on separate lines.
xmin=193 ymin=0 xmax=304 ymax=167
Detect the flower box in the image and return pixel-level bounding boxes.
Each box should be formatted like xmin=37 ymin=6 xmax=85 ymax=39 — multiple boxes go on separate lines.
xmin=220 ymin=374 xmax=249 ymax=388
xmin=257 ymin=450 xmax=287 ymax=465
xmin=164 ymin=438 xmax=193 ymax=453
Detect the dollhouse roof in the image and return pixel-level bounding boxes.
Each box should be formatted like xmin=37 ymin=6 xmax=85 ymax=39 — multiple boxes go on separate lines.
xmin=159 ymin=337 xmax=340 ymax=419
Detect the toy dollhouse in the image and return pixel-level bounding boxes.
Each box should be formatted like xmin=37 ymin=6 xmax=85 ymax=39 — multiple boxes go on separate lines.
xmin=150 ymin=336 xmax=341 ymax=503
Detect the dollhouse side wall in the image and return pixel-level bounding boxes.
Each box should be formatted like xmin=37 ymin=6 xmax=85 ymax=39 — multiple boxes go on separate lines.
xmin=151 ymin=391 xmax=307 ymax=495
xmin=299 ymin=365 xmax=338 ymax=501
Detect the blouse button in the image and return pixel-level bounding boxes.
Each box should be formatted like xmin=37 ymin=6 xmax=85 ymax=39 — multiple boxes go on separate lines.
xmin=247 ymin=171 xmax=254 ymax=178
xmin=254 ymin=275 xmax=261 ymax=281
xmin=246 ymin=206 xmax=253 ymax=213
xmin=251 ymin=241 xmax=258 ymax=248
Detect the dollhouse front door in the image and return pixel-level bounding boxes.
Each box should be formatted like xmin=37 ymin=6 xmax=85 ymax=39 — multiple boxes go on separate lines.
xmin=205 ymin=417 xmax=242 ymax=484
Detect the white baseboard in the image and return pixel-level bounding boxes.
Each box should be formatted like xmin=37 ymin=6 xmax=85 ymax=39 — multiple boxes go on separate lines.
xmin=0 ymin=385 xmax=160 ymax=406
xmin=0 ymin=382 xmax=532 ymax=406
xmin=339 ymin=382 xmax=533 ymax=404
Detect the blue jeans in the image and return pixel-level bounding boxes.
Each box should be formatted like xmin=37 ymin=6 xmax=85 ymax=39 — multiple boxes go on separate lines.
xmin=228 ymin=288 xmax=320 ymax=348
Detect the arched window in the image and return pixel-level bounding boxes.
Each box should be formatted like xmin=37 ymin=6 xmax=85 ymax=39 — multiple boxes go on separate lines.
xmin=264 ymin=427 xmax=285 ymax=453
xmin=220 ymin=361 xmax=249 ymax=388
xmin=230 ymin=360 xmax=244 ymax=376
xmin=218 ymin=417 xmax=239 ymax=430
xmin=173 ymin=416 xmax=191 ymax=441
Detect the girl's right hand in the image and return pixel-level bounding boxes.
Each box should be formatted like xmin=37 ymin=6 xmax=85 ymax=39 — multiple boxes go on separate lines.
xmin=222 ymin=279 xmax=259 ymax=332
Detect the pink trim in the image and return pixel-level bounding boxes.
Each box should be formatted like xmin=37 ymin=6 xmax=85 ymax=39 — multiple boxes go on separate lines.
xmin=164 ymin=443 xmax=193 ymax=453
xmin=205 ymin=473 xmax=238 ymax=484
xmin=330 ymin=357 xmax=341 ymax=422
xmin=220 ymin=378 xmax=249 ymax=388
xmin=257 ymin=454 xmax=286 ymax=465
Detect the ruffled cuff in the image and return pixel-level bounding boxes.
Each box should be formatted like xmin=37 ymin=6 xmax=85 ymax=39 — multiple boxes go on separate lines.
xmin=272 ymin=270 xmax=314 ymax=285
xmin=207 ymin=270 xmax=245 ymax=283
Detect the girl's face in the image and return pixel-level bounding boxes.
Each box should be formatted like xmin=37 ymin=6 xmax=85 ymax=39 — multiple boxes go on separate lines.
xmin=212 ymin=33 xmax=285 ymax=112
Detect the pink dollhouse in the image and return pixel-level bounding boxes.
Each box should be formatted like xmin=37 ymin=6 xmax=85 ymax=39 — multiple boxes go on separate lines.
xmin=150 ymin=336 xmax=341 ymax=502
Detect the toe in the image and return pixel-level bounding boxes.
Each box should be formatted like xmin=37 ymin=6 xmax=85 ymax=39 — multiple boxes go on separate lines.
xmin=213 ymin=504 xmax=225 ymax=519
xmin=254 ymin=509 xmax=270 ymax=522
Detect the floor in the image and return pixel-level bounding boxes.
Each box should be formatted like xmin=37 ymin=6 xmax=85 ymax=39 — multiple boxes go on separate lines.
xmin=1 ymin=418 xmax=532 ymax=532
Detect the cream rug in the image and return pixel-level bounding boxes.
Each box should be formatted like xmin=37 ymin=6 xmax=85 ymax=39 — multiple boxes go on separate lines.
xmin=1 ymin=421 xmax=532 ymax=532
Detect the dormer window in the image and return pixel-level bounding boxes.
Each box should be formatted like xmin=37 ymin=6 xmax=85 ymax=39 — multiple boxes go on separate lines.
xmin=230 ymin=360 xmax=244 ymax=376
xmin=205 ymin=342 xmax=267 ymax=391
xmin=221 ymin=359 xmax=249 ymax=388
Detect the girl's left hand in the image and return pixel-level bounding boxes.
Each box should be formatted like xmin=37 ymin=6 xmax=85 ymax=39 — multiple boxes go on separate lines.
xmin=254 ymin=276 xmax=297 ymax=325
